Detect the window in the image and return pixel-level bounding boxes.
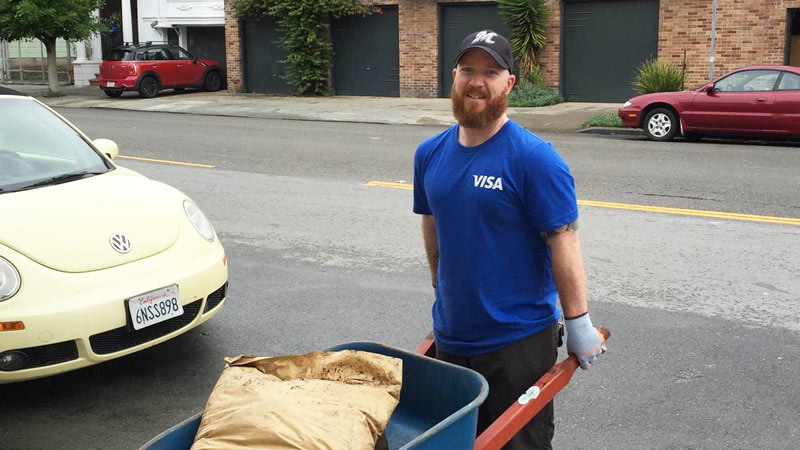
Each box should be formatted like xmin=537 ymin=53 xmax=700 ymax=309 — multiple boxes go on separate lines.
xmin=777 ymin=72 xmax=800 ymax=90
xmin=144 ymin=48 xmax=169 ymax=61
xmin=715 ymin=70 xmax=780 ymax=92
xmin=169 ymin=46 xmax=193 ymax=60
xmin=104 ymin=49 xmax=132 ymax=61
xmin=0 ymin=98 xmax=110 ymax=191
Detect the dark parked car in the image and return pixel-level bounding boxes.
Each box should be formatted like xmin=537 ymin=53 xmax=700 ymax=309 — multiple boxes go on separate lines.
xmin=99 ymin=42 xmax=223 ymax=98
xmin=619 ymin=65 xmax=800 ymax=141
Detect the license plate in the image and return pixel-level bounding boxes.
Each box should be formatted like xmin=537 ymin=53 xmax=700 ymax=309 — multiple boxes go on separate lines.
xmin=106 ymin=81 xmax=115 ymax=88
xmin=126 ymin=285 xmax=183 ymax=331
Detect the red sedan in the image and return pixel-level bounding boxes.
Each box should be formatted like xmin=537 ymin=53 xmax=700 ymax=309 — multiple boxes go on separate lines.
xmin=619 ymin=65 xmax=800 ymax=141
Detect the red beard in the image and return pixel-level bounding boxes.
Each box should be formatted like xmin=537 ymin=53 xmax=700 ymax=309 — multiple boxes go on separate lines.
xmin=451 ymin=86 xmax=508 ymax=129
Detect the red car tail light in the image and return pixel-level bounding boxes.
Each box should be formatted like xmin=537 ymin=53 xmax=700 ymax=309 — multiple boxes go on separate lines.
xmin=127 ymin=64 xmax=138 ymax=75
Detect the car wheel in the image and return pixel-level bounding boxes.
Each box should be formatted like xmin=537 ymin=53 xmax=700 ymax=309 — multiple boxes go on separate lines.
xmin=203 ymin=71 xmax=222 ymax=92
xmin=138 ymin=76 xmax=159 ymax=98
xmin=643 ymin=108 xmax=679 ymax=141
xmin=103 ymin=90 xmax=123 ymax=98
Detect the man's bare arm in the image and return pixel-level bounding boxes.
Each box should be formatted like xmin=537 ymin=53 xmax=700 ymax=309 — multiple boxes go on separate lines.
xmin=545 ymin=222 xmax=588 ymax=319
xmin=421 ymin=214 xmax=439 ymax=289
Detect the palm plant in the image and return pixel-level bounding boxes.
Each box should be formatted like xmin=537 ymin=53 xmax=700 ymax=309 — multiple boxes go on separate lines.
xmin=632 ymin=59 xmax=685 ymax=95
xmin=498 ymin=0 xmax=552 ymax=81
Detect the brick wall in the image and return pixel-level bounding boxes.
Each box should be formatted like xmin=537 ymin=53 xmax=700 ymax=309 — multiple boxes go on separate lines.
xmin=538 ymin=1 xmax=561 ymax=90
xmin=659 ymin=0 xmax=800 ymax=89
xmin=224 ymin=0 xmax=242 ymax=92
xmin=398 ymin=0 xmax=438 ymax=97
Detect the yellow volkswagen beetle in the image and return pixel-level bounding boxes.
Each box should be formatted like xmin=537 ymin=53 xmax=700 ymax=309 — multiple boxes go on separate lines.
xmin=0 ymin=87 xmax=228 ymax=383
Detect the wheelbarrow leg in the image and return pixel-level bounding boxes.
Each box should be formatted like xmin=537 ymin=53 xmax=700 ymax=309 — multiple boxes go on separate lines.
xmin=414 ymin=331 xmax=436 ymax=357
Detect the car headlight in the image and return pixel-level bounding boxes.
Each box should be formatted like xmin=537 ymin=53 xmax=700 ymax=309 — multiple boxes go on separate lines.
xmin=183 ymin=200 xmax=216 ymax=242
xmin=0 ymin=257 xmax=21 ymax=302
xmin=623 ymin=101 xmax=632 ymax=107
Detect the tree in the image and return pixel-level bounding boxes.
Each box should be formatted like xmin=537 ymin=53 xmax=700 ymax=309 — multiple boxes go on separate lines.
xmin=0 ymin=0 xmax=106 ymax=93
xmin=497 ymin=0 xmax=551 ymax=82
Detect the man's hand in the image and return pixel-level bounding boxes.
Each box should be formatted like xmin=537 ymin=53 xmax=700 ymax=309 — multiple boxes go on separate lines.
xmin=565 ymin=313 xmax=605 ymax=369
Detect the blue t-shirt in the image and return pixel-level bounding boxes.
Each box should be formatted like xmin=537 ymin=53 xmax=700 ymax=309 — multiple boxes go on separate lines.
xmin=413 ymin=120 xmax=578 ymax=356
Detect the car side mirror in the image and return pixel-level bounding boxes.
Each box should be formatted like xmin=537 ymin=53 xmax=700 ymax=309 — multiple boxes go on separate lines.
xmin=706 ymin=83 xmax=716 ymax=95
xmin=93 ymin=138 xmax=119 ymax=160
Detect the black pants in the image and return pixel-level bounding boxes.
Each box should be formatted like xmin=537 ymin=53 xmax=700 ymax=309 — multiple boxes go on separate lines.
xmin=436 ymin=323 xmax=560 ymax=450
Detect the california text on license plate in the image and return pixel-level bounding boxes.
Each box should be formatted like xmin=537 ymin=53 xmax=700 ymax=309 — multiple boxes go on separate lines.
xmin=106 ymin=81 xmax=115 ymax=87
xmin=127 ymin=285 xmax=183 ymax=331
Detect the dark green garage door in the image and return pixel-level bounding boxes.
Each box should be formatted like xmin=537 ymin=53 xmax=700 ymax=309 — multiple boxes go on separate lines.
xmin=187 ymin=27 xmax=226 ymax=88
xmin=332 ymin=6 xmax=399 ymax=96
xmin=242 ymin=16 xmax=293 ymax=94
xmin=439 ymin=3 xmax=515 ymax=98
xmin=562 ymin=0 xmax=659 ymax=102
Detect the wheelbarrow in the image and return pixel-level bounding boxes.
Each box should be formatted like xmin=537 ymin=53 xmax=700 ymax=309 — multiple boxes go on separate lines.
xmin=139 ymin=328 xmax=609 ymax=450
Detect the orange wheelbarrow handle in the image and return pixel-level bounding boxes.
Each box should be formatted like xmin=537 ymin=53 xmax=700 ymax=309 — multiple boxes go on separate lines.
xmin=415 ymin=327 xmax=611 ymax=450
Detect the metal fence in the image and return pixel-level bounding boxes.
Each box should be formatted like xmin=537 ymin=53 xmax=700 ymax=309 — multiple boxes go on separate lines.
xmin=0 ymin=39 xmax=73 ymax=85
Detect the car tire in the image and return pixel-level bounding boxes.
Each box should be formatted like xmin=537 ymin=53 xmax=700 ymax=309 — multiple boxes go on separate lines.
xmin=203 ymin=71 xmax=222 ymax=92
xmin=138 ymin=76 xmax=159 ymax=98
xmin=103 ymin=90 xmax=123 ymax=98
xmin=643 ymin=108 xmax=679 ymax=141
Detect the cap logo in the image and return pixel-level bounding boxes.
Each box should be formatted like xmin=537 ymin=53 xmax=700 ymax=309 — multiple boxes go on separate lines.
xmin=472 ymin=31 xmax=497 ymax=45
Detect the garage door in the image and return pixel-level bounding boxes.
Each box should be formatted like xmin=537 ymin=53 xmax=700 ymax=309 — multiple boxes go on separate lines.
xmin=242 ymin=16 xmax=293 ymax=94
xmin=332 ymin=6 xmax=399 ymax=96
xmin=562 ymin=0 xmax=659 ymax=102
xmin=187 ymin=27 xmax=226 ymax=88
xmin=439 ymin=3 xmax=515 ymax=98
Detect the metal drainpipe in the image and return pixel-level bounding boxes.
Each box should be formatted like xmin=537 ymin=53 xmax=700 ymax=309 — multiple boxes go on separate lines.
xmin=710 ymin=0 xmax=717 ymax=81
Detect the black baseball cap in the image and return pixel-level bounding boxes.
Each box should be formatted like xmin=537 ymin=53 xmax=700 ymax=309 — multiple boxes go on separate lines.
xmin=455 ymin=30 xmax=513 ymax=72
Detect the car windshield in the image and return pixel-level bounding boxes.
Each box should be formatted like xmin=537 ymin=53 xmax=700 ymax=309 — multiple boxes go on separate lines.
xmin=0 ymin=97 xmax=112 ymax=194
xmin=105 ymin=49 xmax=133 ymax=61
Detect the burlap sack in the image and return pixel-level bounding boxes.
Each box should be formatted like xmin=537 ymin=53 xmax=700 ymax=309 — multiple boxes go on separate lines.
xmin=191 ymin=350 xmax=402 ymax=450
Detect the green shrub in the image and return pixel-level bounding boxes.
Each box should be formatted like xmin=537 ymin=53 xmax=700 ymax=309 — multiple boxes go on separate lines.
xmin=633 ymin=59 xmax=685 ymax=95
xmin=508 ymin=79 xmax=562 ymax=107
xmin=582 ymin=113 xmax=622 ymax=128
xmin=526 ymin=64 xmax=545 ymax=88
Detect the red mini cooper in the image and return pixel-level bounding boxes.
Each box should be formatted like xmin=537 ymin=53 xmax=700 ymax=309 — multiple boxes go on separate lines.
xmin=99 ymin=42 xmax=223 ymax=98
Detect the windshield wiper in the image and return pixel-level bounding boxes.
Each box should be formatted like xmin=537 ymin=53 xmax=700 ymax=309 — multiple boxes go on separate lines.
xmin=16 ymin=170 xmax=106 ymax=191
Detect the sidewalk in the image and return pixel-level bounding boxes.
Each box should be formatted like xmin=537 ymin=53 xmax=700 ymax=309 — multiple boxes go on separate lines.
xmin=3 ymin=83 xmax=622 ymax=132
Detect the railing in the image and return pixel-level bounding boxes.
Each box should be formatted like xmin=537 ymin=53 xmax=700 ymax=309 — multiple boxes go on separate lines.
xmin=0 ymin=39 xmax=73 ymax=85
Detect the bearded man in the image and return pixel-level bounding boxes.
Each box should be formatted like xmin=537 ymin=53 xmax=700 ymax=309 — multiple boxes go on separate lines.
xmin=412 ymin=30 xmax=606 ymax=450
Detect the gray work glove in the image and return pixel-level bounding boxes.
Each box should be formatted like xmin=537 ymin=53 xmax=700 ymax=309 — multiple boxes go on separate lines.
xmin=565 ymin=313 xmax=606 ymax=370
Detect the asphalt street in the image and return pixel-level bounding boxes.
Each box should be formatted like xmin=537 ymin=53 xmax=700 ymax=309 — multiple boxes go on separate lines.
xmin=1 ymin=108 xmax=798 ymax=450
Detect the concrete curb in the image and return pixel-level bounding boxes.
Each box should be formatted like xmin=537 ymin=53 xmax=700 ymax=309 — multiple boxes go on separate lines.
xmin=578 ymin=127 xmax=643 ymax=136
xmin=4 ymin=83 xmax=622 ymax=133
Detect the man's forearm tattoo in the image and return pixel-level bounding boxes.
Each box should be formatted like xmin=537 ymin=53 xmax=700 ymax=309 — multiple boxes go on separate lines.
xmin=540 ymin=220 xmax=578 ymax=241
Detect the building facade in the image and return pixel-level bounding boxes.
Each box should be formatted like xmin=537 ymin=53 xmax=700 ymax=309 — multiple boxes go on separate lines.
xmin=136 ymin=0 xmax=228 ymax=83
xmin=222 ymin=0 xmax=800 ymax=102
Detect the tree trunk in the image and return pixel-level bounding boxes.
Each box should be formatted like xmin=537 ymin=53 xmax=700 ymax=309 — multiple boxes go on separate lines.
xmin=42 ymin=37 xmax=59 ymax=94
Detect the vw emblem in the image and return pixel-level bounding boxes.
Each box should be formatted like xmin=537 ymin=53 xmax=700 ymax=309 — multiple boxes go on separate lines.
xmin=109 ymin=234 xmax=132 ymax=254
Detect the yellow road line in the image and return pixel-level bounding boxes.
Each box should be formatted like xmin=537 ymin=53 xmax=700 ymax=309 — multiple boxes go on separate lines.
xmin=365 ymin=180 xmax=413 ymax=190
xmin=365 ymin=181 xmax=800 ymax=226
xmin=117 ymin=155 xmax=215 ymax=168
xmin=578 ymin=200 xmax=800 ymax=225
